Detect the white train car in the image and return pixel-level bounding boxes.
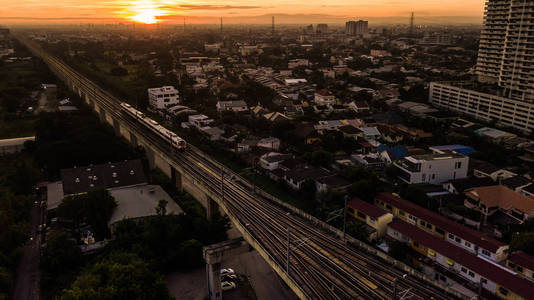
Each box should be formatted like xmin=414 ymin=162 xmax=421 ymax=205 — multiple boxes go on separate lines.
xmin=121 ymin=103 xmax=186 ymax=150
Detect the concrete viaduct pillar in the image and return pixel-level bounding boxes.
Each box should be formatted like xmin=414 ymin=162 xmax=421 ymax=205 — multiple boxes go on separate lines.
xmin=171 ymin=167 xmax=182 ymax=191
xmin=203 ymin=238 xmax=249 ymax=300
xmin=207 ymin=197 xmax=219 ymax=221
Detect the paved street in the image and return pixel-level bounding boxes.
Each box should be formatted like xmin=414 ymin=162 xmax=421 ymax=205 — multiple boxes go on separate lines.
xmin=11 ymin=196 xmax=44 ymax=300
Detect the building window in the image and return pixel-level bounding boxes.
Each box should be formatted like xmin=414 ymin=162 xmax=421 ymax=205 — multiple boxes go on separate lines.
xmin=428 ymin=249 xmax=436 ymax=256
xmin=469 ymin=271 xmax=475 ymax=277
xmin=420 ymin=220 xmax=426 ymax=226
xmin=386 ymin=204 xmax=392 ymax=210
xmin=436 ymin=228 xmax=445 ymax=235
xmin=399 ymin=210 xmax=405 ymax=216
xmin=448 ymin=234 xmax=454 ymax=239
xmin=481 ymin=249 xmax=490 ymax=257
xmin=461 ymin=267 xmax=467 ymax=273
xmin=455 ymin=237 xmax=461 ymax=243
xmin=348 ymin=208 xmax=355 ymax=214
xmin=357 ymin=211 xmax=366 ymax=219
xmin=426 ymin=223 xmax=432 ymax=229
xmin=517 ymin=266 xmax=523 ymax=273
xmin=446 ymin=259 xmax=454 ymax=266
xmin=499 ymin=287 xmax=508 ymax=296
xmin=508 ymin=262 xmax=516 ymax=268
xmin=455 ymin=162 xmax=462 ymax=169
xmin=465 ymin=241 xmax=471 ymax=248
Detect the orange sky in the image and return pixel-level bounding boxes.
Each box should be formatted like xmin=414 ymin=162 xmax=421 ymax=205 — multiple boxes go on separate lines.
xmin=0 ymin=0 xmax=485 ymax=24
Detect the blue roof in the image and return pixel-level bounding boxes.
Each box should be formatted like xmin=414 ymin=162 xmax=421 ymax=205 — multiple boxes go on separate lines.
xmin=431 ymin=145 xmax=475 ymax=156
xmin=377 ymin=145 xmax=408 ymax=160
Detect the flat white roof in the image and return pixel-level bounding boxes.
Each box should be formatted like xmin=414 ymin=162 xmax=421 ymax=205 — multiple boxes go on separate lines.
xmin=109 ymin=185 xmax=183 ymax=225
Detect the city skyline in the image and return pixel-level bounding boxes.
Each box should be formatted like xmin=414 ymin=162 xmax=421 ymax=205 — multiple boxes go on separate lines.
xmin=1 ymin=0 xmax=486 ymax=24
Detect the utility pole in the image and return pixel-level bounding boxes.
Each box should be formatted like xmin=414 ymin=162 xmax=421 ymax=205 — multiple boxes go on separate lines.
xmin=272 ymin=16 xmax=275 ymax=35
xmin=220 ymin=17 xmax=223 ymax=34
xmin=343 ymin=195 xmax=348 ymax=240
xmin=220 ymin=171 xmax=225 ymax=201
xmin=393 ymin=278 xmax=397 ymax=300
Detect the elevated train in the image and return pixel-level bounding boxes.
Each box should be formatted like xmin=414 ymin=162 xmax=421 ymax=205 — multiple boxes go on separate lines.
xmin=120 ymin=103 xmax=186 ymax=150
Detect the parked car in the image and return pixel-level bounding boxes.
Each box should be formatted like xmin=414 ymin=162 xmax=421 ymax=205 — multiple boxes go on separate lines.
xmin=221 ymin=274 xmax=237 ymax=282
xmin=220 ymin=268 xmax=235 ymax=276
xmin=221 ymin=281 xmax=237 ymax=291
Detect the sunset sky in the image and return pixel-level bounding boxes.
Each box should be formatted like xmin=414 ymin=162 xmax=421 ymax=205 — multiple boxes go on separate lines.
xmin=0 ymin=0 xmax=485 ymax=24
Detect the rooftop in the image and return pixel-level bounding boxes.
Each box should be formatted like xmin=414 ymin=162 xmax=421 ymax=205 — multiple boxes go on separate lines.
xmin=376 ymin=193 xmax=506 ymax=252
xmin=108 ymin=185 xmax=183 ymax=226
xmin=466 ymin=185 xmax=534 ymax=215
xmin=0 ymin=136 xmax=35 ymax=147
xmin=348 ymin=198 xmax=389 ymax=219
xmin=509 ymin=251 xmax=534 ymax=272
xmin=388 ymin=219 xmax=534 ymax=299
xmin=60 ymin=159 xmax=147 ymax=196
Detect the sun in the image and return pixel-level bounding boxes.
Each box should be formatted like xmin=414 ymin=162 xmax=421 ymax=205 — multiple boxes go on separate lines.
xmin=130 ymin=9 xmax=162 ymax=24
xmin=123 ymin=1 xmax=169 ymax=24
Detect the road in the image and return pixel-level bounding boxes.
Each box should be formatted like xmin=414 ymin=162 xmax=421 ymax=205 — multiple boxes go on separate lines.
xmin=16 ymin=33 xmax=464 ymax=300
xmin=11 ymin=197 xmax=44 ymax=300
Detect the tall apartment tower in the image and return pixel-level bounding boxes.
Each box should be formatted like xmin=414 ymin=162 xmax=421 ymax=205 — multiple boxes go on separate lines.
xmin=345 ymin=20 xmax=368 ymax=36
xmin=476 ymin=0 xmax=534 ymax=102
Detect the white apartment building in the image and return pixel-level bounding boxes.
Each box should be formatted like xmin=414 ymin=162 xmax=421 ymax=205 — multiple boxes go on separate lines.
xmin=476 ymin=0 xmax=534 ymax=102
xmin=147 ymin=86 xmax=180 ymax=110
xmin=429 ymin=82 xmax=534 ymax=132
xmin=429 ymin=0 xmax=534 ymax=132
xmin=394 ymin=150 xmax=468 ymax=184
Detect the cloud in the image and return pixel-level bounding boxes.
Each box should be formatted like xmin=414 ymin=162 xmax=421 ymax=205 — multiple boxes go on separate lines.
xmin=177 ymin=4 xmax=264 ymax=10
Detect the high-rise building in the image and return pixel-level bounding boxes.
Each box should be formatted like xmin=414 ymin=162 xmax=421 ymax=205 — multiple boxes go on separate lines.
xmin=345 ymin=20 xmax=368 ymax=36
xmin=316 ymin=24 xmax=328 ymax=33
xmin=476 ymin=0 xmax=534 ymax=101
xmin=429 ymin=0 xmax=534 ymax=133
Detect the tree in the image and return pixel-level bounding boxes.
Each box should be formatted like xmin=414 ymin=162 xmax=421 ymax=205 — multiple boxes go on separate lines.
xmin=388 ymin=241 xmax=412 ymax=264
xmin=110 ymin=66 xmax=128 ymax=76
xmin=348 ymin=180 xmax=377 ymax=202
xmin=41 ymin=229 xmax=82 ymax=275
xmin=346 ymin=221 xmax=369 ymax=242
xmin=156 ymin=199 xmax=168 ymax=216
xmin=511 ymin=232 xmax=534 ymax=255
xmin=57 ymin=188 xmax=117 ymax=239
xmin=61 ymin=252 xmax=173 ymax=300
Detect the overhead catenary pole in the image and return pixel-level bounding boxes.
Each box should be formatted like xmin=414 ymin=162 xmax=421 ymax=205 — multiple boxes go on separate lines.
xmin=287 ymin=228 xmax=290 ymax=275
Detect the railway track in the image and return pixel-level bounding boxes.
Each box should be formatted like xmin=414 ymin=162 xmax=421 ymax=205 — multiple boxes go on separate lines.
xmin=16 ymin=33 xmax=464 ymax=300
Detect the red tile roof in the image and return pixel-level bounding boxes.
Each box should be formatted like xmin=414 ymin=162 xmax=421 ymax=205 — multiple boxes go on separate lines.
xmin=388 ymin=219 xmax=534 ymax=298
xmin=376 ymin=193 xmax=506 ymax=253
xmin=509 ymin=251 xmax=534 ymax=272
xmin=348 ymin=198 xmax=389 ymax=219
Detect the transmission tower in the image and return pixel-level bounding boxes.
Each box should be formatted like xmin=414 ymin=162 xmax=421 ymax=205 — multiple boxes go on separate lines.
xmin=409 ymin=12 xmax=414 ymax=37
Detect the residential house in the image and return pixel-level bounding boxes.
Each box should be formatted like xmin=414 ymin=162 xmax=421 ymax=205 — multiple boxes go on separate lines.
xmin=259 ymin=152 xmax=292 ymax=171
xmin=506 ymin=251 xmax=534 ymax=282
xmin=314 ymin=90 xmax=337 ymax=106
xmin=315 ymin=176 xmax=351 ymax=194
xmin=443 ymin=177 xmax=495 ymax=195
xmin=294 ymin=123 xmax=321 ymax=144
xmin=187 ymin=114 xmax=214 ymax=129
xmin=257 ymin=137 xmax=280 ymax=151
xmin=394 ymin=150 xmax=469 ymax=185
xmin=216 ymin=100 xmax=248 ymax=112
xmin=375 ymin=193 xmax=508 ymax=262
xmin=360 ymin=127 xmax=381 ymax=140
xmin=147 ymin=86 xmax=180 ymax=110
xmin=387 ymin=219 xmax=534 ymax=300
xmin=338 ymin=125 xmax=362 ymax=139
xmin=352 ymin=154 xmax=385 ymax=170
xmin=470 ymin=159 xmax=517 ymax=182
xmin=347 ymin=198 xmax=393 ymax=241
xmin=264 ymin=112 xmax=291 ymax=122
xmin=200 ymin=127 xmax=225 ymax=141
xmin=465 ymin=185 xmax=534 ymax=224
xmin=348 ymin=101 xmax=370 ymax=113
xmin=283 ymin=167 xmax=332 ymax=190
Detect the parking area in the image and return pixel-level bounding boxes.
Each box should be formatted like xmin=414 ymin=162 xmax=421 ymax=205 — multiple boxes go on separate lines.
xmin=166 ymin=249 xmax=298 ymax=300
